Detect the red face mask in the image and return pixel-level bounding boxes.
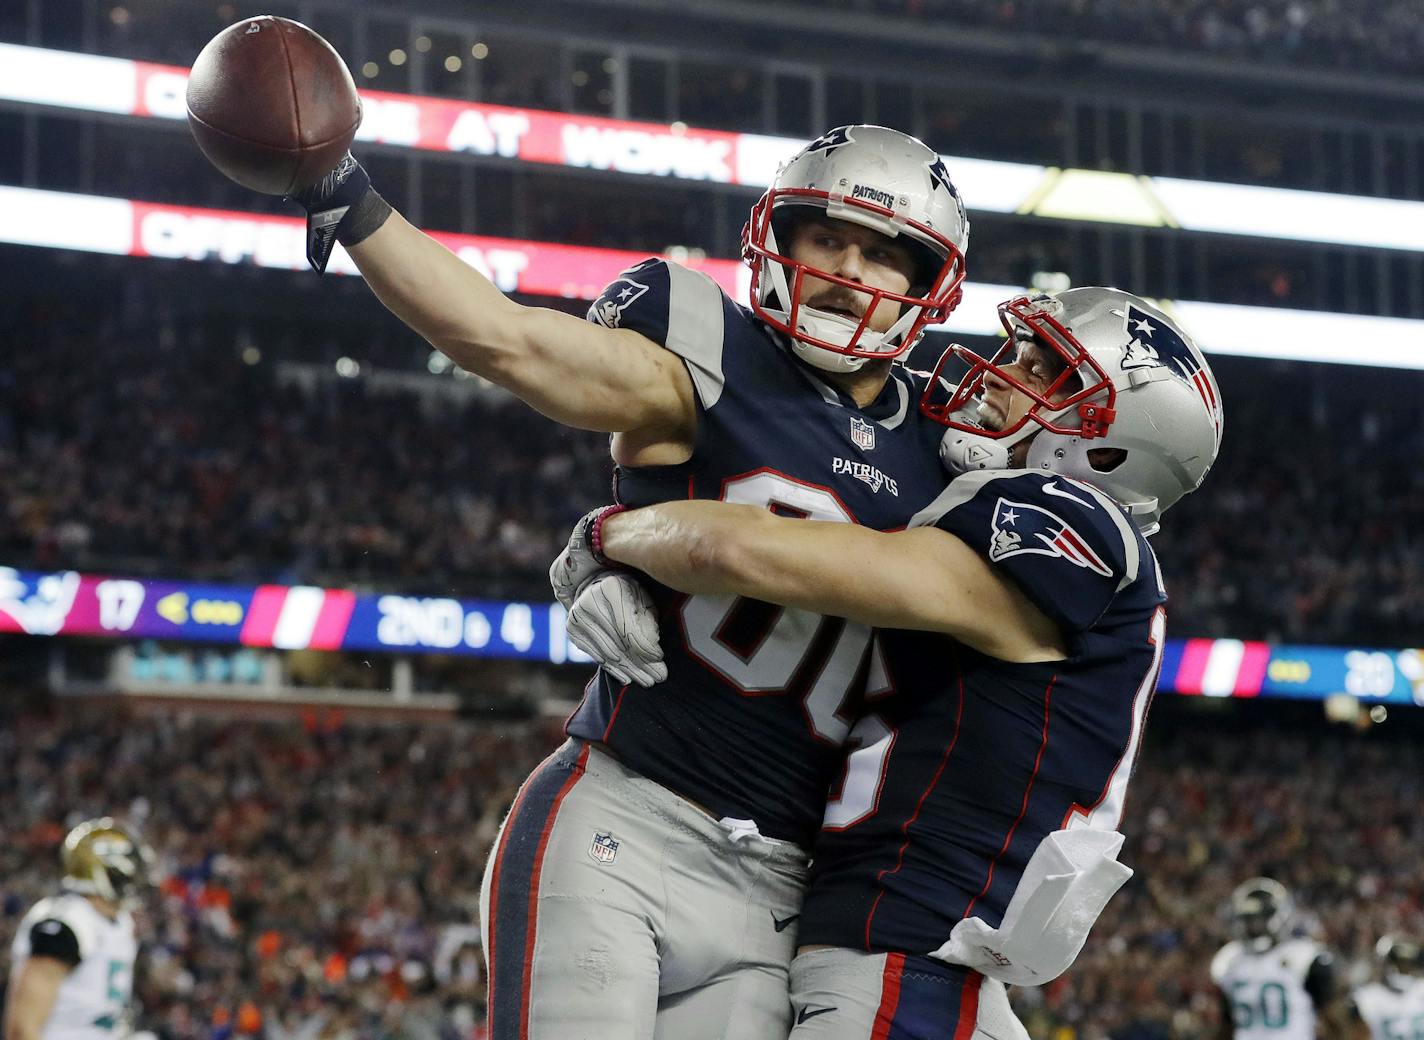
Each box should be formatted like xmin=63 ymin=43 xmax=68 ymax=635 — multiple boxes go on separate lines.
xmin=920 ymin=294 xmax=1117 ymax=440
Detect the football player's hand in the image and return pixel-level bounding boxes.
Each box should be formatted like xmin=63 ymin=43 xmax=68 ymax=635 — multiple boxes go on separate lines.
xmin=286 ymin=152 xmax=376 ymax=273
xmin=550 ymin=505 xmax=627 ymax=609
xmin=567 ymin=574 xmax=667 ymax=687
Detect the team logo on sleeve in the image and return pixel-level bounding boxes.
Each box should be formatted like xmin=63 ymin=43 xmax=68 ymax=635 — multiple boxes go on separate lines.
xmin=988 ymin=498 xmax=1112 ymax=577
xmin=589 ymin=278 xmax=649 ymax=329
xmin=588 ymin=832 xmax=620 ymax=865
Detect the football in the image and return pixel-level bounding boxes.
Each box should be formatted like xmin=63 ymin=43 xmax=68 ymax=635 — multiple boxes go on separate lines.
xmin=185 ymin=16 xmax=362 ymax=195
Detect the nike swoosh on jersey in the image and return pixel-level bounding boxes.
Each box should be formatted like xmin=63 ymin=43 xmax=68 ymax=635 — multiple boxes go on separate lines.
xmin=771 ymin=912 xmax=800 ymax=933
xmin=1042 ymin=480 xmax=1095 ymax=508
xmin=797 ymin=1006 xmax=838 ymax=1024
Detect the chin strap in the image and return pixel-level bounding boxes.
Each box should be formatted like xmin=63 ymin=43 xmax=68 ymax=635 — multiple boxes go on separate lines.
xmin=938 ymin=408 xmax=1035 ymax=476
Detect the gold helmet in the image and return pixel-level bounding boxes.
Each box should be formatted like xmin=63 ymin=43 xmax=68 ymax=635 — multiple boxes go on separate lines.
xmin=60 ymin=818 xmax=155 ymax=904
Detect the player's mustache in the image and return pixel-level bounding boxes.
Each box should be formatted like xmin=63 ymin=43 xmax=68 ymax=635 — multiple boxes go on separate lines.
xmin=806 ymin=290 xmax=867 ymax=318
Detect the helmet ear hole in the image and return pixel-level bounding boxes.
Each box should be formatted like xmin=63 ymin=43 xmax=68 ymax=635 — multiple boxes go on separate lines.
xmin=1087 ymin=447 xmax=1127 ymax=473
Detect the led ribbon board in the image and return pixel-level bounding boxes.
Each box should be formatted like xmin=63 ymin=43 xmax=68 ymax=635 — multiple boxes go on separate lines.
xmin=3 ymin=184 xmax=1423 ymax=369
xmin=1 ymin=43 xmax=1422 ymax=253
xmin=4 ymin=567 xmax=1422 ymax=704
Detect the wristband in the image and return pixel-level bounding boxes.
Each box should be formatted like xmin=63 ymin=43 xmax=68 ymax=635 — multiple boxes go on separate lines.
xmin=336 ymin=187 xmax=393 ymax=248
xmin=588 ymin=505 xmax=629 ymax=565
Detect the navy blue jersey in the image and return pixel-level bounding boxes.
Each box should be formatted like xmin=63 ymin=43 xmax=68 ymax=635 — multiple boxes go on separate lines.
xmin=799 ymin=470 xmax=1167 ymax=952
xmin=566 ymin=258 xmax=950 ymax=846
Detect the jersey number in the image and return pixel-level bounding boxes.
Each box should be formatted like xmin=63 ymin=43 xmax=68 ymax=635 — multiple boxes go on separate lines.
xmin=1229 ymin=980 xmax=1290 ymax=1030
xmin=680 ymin=471 xmax=893 ymax=827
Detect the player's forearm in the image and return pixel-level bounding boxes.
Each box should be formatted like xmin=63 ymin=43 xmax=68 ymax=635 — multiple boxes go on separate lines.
xmin=603 ymin=503 xmax=1066 ymax=660
xmin=3 ymin=1019 xmax=40 ymax=1040
xmin=346 ymin=213 xmax=528 ymax=380
xmin=601 ymin=503 xmax=919 ymax=626
xmin=346 ymin=215 xmax=692 ymax=434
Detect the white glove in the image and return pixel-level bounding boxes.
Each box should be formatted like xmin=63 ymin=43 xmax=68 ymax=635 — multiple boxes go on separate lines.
xmin=567 ymin=574 xmax=667 ymax=687
xmin=549 ymin=505 xmax=625 ymax=610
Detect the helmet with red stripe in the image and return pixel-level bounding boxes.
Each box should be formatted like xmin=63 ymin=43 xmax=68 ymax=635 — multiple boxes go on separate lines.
xmin=924 ymin=288 xmax=1223 ymax=535
xmin=742 ymin=125 xmax=969 ymax=374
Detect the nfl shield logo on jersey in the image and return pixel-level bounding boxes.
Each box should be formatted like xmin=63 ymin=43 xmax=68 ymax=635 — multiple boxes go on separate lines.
xmin=850 ymin=417 xmax=876 ymax=452
xmin=588 ymin=832 xmax=620 ymax=865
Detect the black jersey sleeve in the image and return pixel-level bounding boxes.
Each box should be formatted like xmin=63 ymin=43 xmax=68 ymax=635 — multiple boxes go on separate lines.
xmin=586 ymin=257 xmax=730 ymax=412
xmin=1304 ymin=951 xmax=1336 ymax=1008
xmin=916 ymin=470 xmax=1139 ymax=637
xmin=27 ymin=918 xmax=81 ymax=966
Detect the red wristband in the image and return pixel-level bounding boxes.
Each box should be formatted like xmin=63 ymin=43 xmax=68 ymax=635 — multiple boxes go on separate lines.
xmin=588 ymin=504 xmax=629 ymax=565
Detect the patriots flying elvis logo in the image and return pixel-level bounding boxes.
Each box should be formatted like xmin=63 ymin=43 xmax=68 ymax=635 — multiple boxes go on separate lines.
xmin=1120 ymin=305 xmax=1221 ymax=433
xmin=589 ymin=278 xmax=649 ymax=329
xmin=988 ymin=498 xmax=1112 ymax=577
xmin=803 ymin=126 xmax=854 ymax=158
xmin=927 ymin=155 xmax=960 ymax=200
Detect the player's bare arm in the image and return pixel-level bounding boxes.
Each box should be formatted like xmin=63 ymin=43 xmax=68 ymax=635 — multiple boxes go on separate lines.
xmin=2 ymin=956 xmax=69 ymax=1040
xmin=599 ymin=501 xmax=1066 ymax=662
xmin=345 ymin=214 xmax=696 ymax=441
xmin=185 ymin=19 xmax=696 ymax=447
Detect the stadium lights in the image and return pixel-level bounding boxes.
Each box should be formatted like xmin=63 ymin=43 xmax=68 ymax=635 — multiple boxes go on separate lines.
xmin=1 ymin=42 xmax=1423 ymax=254
xmin=2 ymin=183 xmax=1423 ymax=370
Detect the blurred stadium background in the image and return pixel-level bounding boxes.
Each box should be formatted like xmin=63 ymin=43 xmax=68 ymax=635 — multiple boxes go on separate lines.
xmin=2 ymin=0 xmax=1424 ymax=1037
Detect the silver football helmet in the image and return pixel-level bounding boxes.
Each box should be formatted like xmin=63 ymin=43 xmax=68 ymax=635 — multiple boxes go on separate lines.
xmin=1228 ymin=877 xmax=1294 ymax=952
xmin=925 ymin=288 xmax=1223 ymax=535
xmin=1377 ymin=935 xmax=1424 ymax=990
xmin=742 ymin=125 xmax=970 ymax=373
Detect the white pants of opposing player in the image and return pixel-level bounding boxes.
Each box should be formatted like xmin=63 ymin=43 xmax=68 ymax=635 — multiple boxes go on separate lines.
xmin=788 ymin=948 xmax=1030 ymax=1040
xmin=480 ymin=739 xmax=809 ymax=1040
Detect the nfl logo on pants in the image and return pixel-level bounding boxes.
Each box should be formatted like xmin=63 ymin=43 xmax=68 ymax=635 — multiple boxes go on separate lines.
xmin=588 ymin=832 xmax=619 ymax=864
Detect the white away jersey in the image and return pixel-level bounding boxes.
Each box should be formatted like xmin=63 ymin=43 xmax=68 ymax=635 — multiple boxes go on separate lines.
xmin=1211 ymin=939 xmax=1324 ymax=1040
xmin=1353 ymin=980 xmax=1424 ymax=1040
xmin=9 ymin=893 xmax=137 ymax=1040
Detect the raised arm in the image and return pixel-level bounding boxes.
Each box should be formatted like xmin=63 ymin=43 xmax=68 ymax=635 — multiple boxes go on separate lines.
xmin=345 ymin=213 xmax=696 ymax=437
xmin=598 ymin=501 xmax=1066 ymax=663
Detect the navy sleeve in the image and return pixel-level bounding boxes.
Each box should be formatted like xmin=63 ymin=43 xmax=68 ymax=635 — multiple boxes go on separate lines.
xmin=586 ymin=257 xmax=729 ymax=413
xmin=28 ymin=919 xmax=81 ymax=966
xmin=928 ymin=472 xmax=1133 ymax=635
xmin=586 ymin=257 xmax=673 ymax=345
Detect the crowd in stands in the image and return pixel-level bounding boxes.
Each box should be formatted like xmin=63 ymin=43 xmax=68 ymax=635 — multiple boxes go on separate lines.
xmin=77 ymin=0 xmax=1424 ymax=83
xmin=0 ymin=706 xmax=562 ymax=1040
xmin=2 ymin=703 xmax=1421 ymax=1039
xmin=820 ymin=0 xmax=1424 ymax=78
xmin=0 ymin=318 xmax=611 ymax=602
xmin=4 ymin=303 xmax=1423 ymax=647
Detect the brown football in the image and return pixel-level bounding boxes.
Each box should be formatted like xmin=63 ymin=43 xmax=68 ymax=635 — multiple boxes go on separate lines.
xmin=186 ymin=16 xmax=362 ymax=195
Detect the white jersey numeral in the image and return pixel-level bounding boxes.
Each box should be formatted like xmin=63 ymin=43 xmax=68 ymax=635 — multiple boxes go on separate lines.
xmin=680 ymin=472 xmax=892 ymax=802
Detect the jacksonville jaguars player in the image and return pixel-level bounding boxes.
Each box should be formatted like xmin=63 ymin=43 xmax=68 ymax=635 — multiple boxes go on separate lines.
xmin=1211 ymin=878 xmax=1338 ymax=1040
xmin=555 ymin=287 xmax=1223 ymax=1038
xmin=4 ymin=820 xmax=151 ymax=1040
xmin=234 ymin=122 xmax=969 ymax=1039
xmin=1351 ymin=937 xmax=1424 ymax=1040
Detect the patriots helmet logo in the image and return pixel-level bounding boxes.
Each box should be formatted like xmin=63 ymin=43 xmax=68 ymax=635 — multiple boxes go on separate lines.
xmin=988 ymin=498 xmax=1112 ymax=577
xmin=802 ymin=126 xmax=854 ymax=158
xmin=926 ymin=156 xmax=960 ymax=200
xmin=589 ymin=278 xmax=649 ymax=329
xmin=1120 ymin=305 xmax=1220 ymax=432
